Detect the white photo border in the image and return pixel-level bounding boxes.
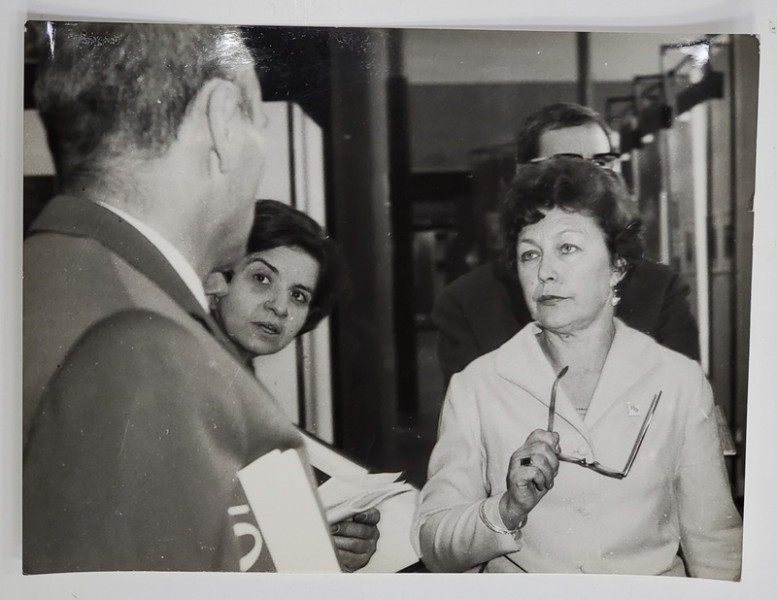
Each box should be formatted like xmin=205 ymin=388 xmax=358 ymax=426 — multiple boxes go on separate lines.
xmin=4 ymin=1 xmax=775 ymax=599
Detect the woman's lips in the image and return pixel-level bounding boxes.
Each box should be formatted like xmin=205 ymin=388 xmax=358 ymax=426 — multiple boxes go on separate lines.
xmin=254 ymin=321 xmax=281 ymax=336
xmin=536 ymin=294 xmax=568 ymax=306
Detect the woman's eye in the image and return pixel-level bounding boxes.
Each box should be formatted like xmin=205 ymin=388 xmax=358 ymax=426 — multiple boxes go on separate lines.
xmin=291 ymin=290 xmax=311 ymax=304
xmin=559 ymin=243 xmax=579 ymax=255
xmin=519 ymin=249 xmax=539 ymax=263
xmin=252 ymin=273 xmax=270 ymax=284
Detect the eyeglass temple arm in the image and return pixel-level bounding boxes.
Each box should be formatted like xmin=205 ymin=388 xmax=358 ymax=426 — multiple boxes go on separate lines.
xmin=547 ymin=366 xmax=569 ymax=433
xmin=620 ymin=391 xmax=663 ymax=477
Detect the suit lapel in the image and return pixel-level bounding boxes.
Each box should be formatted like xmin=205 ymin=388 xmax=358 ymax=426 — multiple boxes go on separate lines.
xmin=28 ymin=195 xmax=238 ymax=355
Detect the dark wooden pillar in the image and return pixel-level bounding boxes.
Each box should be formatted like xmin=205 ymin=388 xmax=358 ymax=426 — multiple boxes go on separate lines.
xmin=386 ymin=30 xmax=418 ymax=416
xmin=577 ymin=32 xmax=592 ymax=107
xmin=328 ymin=29 xmax=398 ymax=470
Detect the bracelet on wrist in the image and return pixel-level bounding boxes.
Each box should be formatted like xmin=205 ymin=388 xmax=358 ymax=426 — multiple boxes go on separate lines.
xmin=478 ymin=498 xmax=527 ymax=538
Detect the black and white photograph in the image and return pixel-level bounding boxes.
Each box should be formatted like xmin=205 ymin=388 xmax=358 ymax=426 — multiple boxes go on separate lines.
xmin=5 ymin=1 xmax=777 ymax=599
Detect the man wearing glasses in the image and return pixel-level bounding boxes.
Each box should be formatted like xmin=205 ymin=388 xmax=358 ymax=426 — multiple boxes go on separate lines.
xmin=433 ymin=102 xmax=699 ymax=384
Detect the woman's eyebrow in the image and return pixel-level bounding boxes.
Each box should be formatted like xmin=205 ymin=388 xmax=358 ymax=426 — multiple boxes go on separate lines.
xmin=294 ymin=283 xmax=315 ymax=295
xmin=249 ymin=257 xmax=278 ymax=274
xmin=518 ymin=228 xmax=585 ymax=245
xmin=248 ymin=258 xmax=314 ymax=294
xmin=559 ymin=226 xmax=585 ymax=234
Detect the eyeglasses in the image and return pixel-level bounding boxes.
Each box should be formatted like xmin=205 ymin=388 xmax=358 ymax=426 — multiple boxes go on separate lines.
xmin=530 ymin=152 xmax=621 ymax=169
xmin=547 ymin=366 xmax=662 ymax=479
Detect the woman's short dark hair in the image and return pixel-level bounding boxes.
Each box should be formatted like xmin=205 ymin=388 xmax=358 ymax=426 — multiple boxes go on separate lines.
xmin=503 ymin=157 xmax=644 ymax=280
xmin=242 ymin=200 xmax=347 ymax=335
xmin=515 ymin=102 xmax=613 ymax=164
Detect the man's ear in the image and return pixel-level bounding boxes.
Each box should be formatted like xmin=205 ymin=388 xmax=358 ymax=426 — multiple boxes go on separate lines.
xmin=204 ymin=272 xmax=230 ymax=297
xmin=610 ymin=257 xmax=628 ymax=287
xmin=205 ymin=79 xmax=245 ymax=174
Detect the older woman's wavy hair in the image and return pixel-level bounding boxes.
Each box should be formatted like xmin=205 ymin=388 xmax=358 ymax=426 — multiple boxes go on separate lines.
xmin=502 ymin=156 xmax=644 ymax=283
xmin=242 ymin=200 xmax=348 ymax=335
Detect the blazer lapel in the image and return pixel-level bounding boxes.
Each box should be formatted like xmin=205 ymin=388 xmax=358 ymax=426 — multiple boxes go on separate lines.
xmin=28 ymin=195 xmax=238 ymax=355
xmin=494 ymin=323 xmax=592 ymax=444
xmin=583 ymin=319 xmax=663 ymax=429
xmin=494 ymin=320 xmax=664 ymax=447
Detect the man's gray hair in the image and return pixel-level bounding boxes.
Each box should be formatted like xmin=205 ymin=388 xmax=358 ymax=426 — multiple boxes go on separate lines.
xmin=33 ymin=22 xmax=255 ymax=190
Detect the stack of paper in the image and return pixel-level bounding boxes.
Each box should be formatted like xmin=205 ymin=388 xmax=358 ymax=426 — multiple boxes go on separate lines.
xmin=300 ymin=431 xmax=420 ymax=572
xmin=318 ymin=472 xmax=415 ymax=524
xmin=354 ymin=487 xmax=420 ymax=573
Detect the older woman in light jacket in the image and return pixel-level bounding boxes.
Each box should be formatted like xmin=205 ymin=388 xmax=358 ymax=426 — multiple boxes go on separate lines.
xmin=412 ymin=157 xmax=742 ymax=578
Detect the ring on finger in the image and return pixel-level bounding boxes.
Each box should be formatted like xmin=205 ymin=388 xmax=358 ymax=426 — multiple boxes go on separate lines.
xmin=519 ymin=456 xmax=532 ymax=467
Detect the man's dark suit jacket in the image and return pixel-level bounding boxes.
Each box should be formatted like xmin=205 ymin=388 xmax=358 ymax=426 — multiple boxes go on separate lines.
xmin=432 ymin=258 xmax=700 ymax=383
xmin=23 ymin=196 xmax=310 ymax=573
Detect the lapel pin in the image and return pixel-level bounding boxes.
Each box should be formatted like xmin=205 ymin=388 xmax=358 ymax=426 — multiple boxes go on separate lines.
xmin=627 ymin=404 xmax=641 ymax=417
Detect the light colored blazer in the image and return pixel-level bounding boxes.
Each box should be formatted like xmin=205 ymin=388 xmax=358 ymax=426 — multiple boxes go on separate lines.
xmin=413 ymin=319 xmax=741 ymax=579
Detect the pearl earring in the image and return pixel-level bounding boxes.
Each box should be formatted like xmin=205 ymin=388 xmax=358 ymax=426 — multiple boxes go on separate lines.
xmin=611 ymin=290 xmax=621 ymax=307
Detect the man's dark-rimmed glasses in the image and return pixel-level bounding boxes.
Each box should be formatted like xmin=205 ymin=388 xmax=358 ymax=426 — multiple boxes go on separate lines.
xmin=530 ymin=152 xmax=621 ymax=169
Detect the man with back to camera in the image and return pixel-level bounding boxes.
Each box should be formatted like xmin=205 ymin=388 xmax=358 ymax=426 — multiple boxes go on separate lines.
xmin=22 ymin=22 xmax=373 ymax=573
xmin=433 ymin=102 xmax=700 ymax=384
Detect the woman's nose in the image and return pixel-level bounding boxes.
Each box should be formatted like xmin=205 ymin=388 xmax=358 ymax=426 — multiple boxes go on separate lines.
xmin=264 ymin=293 xmax=289 ymax=317
xmin=537 ymin=255 xmax=558 ymax=282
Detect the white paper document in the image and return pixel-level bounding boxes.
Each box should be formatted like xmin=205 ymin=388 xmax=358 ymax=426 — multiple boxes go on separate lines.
xmin=237 ymin=448 xmax=341 ymax=573
xmin=318 ymin=472 xmax=416 ymax=524
xmin=301 ymin=431 xmax=421 ymax=572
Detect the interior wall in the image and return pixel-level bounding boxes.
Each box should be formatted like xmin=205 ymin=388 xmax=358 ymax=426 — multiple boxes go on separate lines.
xmin=588 ymin=32 xmax=714 ymax=81
xmin=407 ymin=81 xmax=631 ymax=172
xmin=402 ymin=29 xmax=577 ymax=84
xmin=402 ymin=31 xmax=714 ymax=173
xmin=403 ymin=30 xmax=708 ymax=83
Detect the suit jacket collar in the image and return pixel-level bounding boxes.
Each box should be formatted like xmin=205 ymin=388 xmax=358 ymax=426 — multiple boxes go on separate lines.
xmin=28 ymin=195 xmax=238 ymax=354
xmin=494 ymin=319 xmax=661 ymax=440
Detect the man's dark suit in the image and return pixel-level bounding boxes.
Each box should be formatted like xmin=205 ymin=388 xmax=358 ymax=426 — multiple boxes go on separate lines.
xmin=432 ymin=258 xmax=700 ymax=383
xmin=23 ymin=196 xmax=306 ymax=572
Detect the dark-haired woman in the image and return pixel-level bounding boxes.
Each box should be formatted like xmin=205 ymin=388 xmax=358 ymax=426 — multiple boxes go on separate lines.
xmin=412 ymin=157 xmax=741 ymax=578
xmin=206 ymin=200 xmax=379 ymax=572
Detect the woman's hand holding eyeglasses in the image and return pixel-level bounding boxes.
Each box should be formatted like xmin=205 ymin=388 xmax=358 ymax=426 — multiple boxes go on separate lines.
xmin=500 ymin=429 xmax=561 ymax=530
